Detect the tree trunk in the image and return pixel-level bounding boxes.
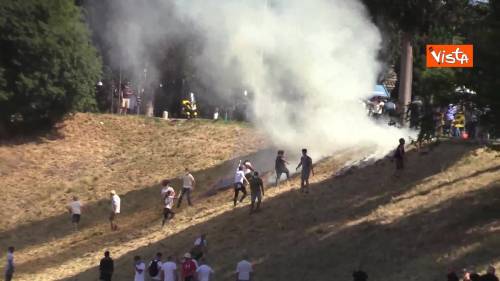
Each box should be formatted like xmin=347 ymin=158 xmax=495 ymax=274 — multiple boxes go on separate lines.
xmin=398 ymin=32 xmax=413 ymax=126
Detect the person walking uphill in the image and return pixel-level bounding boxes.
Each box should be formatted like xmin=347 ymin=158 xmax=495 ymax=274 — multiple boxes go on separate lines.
xmin=249 ymin=172 xmax=265 ymax=214
xmin=234 ymin=165 xmax=250 ymax=206
xmin=296 ymin=148 xmax=314 ymax=193
xmin=162 ymin=190 xmax=176 ymax=227
xmin=177 ymin=168 xmax=195 ymax=207
xmin=99 ymin=251 xmax=114 ymax=281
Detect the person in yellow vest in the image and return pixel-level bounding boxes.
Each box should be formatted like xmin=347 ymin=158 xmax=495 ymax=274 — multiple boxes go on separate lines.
xmin=452 ymin=112 xmax=465 ymax=138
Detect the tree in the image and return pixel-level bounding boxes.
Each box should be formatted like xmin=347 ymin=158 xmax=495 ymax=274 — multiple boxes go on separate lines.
xmin=0 ymin=0 xmax=102 ymax=135
xmin=464 ymin=0 xmax=500 ymax=136
xmin=363 ymin=0 xmax=470 ymax=125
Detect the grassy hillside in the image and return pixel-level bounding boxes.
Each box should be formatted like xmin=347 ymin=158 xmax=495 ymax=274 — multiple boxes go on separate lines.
xmin=0 ymin=113 xmax=499 ymax=281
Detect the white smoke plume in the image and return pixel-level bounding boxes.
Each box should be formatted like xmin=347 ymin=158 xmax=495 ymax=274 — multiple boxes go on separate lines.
xmin=95 ymin=0 xmax=414 ymax=159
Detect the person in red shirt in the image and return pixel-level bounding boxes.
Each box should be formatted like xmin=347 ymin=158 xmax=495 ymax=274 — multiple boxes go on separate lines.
xmin=181 ymin=253 xmax=197 ymax=281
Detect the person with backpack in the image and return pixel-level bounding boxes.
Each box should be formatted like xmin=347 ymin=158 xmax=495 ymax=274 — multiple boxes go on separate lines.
xmin=134 ymin=256 xmax=146 ymax=281
xmin=99 ymin=251 xmax=114 ymax=281
xmin=148 ymin=252 xmax=163 ymax=281
xmin=249 ymin=172 xmax=265 ymax=214
xmin=181 ymin=253 xmax=197 ymax=281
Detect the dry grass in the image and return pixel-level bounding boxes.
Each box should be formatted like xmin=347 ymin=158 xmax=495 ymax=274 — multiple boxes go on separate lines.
xmin=0 ymin=114 xmax=499 ymax=281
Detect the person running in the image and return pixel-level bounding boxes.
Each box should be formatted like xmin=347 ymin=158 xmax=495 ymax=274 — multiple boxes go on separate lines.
xmin=296 ymin=148 xmax=314 ymax=193
xmin=4 ymin=247 xmax=14 ymax=281
xmin=160 ymin=256 xmax=178 ymax=281
xmin=99 ymin=251 xmax=114 ymax=281
xmin=162 ymin=190 xmax=176 ymax=227
xmin=177 ymin=169 xmax=195 ymax=207
xmin=236 ymin=255 xmax=253 ymax=281
xmin=109 ymin=190 xmax=121 ymax=231
xmin=393 ymin=138 xmax=406 ymax=176
xmin=275 ymin=150 xmax=290 ymax=186
xmin=191 ymin=234 xmax=208 ymax=260
xmin=148 ymin=252 xmax=163 ymax=281
xmin=234 ymin=165 xmax=250 ymax=206
xmin=181 ymin=253 xmax=197 ymax=281
xmin=134 ymin=256 xmax=146 ymax=281
xmin=249 ymin=172 xmax=265 ymax=214
xmin=67 ymin=196 xmax=82 ymax=231
xmin=196 ymin=258 xmax=214 ymax=281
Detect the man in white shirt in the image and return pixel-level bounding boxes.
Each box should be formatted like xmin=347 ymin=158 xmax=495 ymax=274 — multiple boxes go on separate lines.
xmin=4 ymin=246 xmax=14 ymax=281
xmin=67 ymin=196 xmax=82 ymax=230
xmin=162 ymin=190 xmax=175 ymax=227
xmin=160 ymin=256 xmax=178 ymax=281
xmin=233 ymin=165 xmax=250 ymax=206
xmin=196 ymin=258 xmax=214 ymax=281
xmin=148 ymin=252 xmax=163 ymax=281
xmin=109 ymin=190 xmax=121 ymax=231
xmin=134 ymin=256 xmax=146 ymax=281
xmin=236 ymin=256 xmax=253 ymax=281
xmin=177 ymin=168 xmax=195 ymax=207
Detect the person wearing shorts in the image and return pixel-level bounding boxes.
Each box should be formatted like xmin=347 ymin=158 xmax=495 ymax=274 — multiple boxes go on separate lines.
xmin=67 ymin=196 xmax=82 ymax=231
xmin=249 ymin=172 xmax=264 ymax=214
xmin=109 ymin=190 xmax=121 ymax=231
xmin=234 ymin=165 xmax=250 ymax=206
xmin=296 ymin=148 xmax=314 ymax=193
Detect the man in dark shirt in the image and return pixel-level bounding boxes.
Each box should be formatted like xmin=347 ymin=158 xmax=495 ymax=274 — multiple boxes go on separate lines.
xmin=275 ymin=150 xmax=290 ymax=186
xmin=481 ymin=266 xmax=499 ymax=281
xmin=296 ymin=148 xmax=314 ymax=193
xmin=249 ymin=172 xmax=265 ymax=213
xmin=99 ymin=251 xmax=114 ymax=281
xmin=393 ymin=138 xmax=405 ymax=177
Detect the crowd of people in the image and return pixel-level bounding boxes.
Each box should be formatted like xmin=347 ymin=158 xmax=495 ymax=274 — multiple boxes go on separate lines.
xmin=6 ymin=139 xmax=478 ymax=281
xmin=96 ymin=235 xmax=254 ymax=281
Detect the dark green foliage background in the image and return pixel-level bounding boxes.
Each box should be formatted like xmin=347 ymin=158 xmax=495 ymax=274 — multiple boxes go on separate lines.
xmin=0 ymin=0 xmax=101 ymax=134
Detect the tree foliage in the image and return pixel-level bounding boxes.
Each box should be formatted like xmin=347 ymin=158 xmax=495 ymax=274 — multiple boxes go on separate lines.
xmin=0 ymin=0 xmax=101 ymax=134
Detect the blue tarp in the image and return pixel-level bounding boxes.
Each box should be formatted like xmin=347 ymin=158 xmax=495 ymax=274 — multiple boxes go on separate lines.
xmin=371 ymin=84 xmax=390 ymax=98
